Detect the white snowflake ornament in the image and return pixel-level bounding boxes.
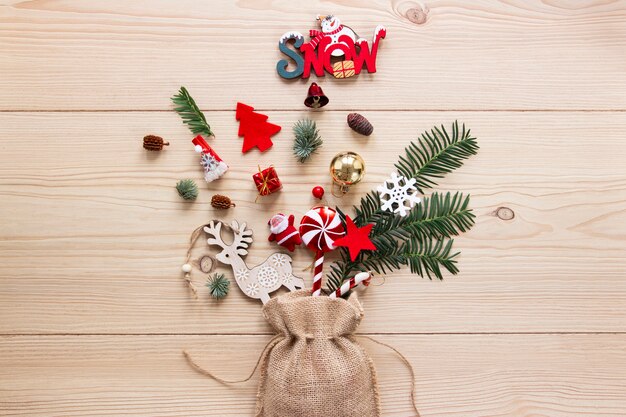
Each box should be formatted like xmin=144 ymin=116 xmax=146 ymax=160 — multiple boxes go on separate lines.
xmin=377 ymin=172 xmax=421 ymax=217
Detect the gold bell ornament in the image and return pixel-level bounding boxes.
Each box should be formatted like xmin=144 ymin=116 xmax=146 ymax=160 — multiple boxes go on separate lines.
xmin=329 ymin=151 xmax=365 ymax=195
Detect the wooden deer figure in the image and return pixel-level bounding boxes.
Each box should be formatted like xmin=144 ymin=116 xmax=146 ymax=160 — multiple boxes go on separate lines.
xmin=204 ymin=220 xmax=305 ymax=304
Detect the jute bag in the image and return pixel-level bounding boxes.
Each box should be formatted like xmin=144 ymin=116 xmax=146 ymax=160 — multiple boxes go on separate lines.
xmin=184 ymin=290 xmax=420 ymax=416
xmin=256 ymin=290 xmax=380 ymax=416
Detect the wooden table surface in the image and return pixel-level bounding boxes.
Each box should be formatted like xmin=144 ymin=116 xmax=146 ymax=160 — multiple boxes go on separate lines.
xmin=1 ymin=1 xmax=626 ymax=416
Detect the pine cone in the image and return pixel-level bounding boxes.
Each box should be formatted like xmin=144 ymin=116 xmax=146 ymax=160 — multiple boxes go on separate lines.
xmin=143 ymin=135 xmax=169 ymax=151
xmin=347 ymin=113 xmax=374 ymax=136
xmin=211 ymin=194 xmax=235 ymax=209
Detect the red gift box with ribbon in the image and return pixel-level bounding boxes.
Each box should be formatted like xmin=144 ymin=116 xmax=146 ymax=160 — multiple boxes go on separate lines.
xmin=253 ymin=166 xmax=282 ymax=197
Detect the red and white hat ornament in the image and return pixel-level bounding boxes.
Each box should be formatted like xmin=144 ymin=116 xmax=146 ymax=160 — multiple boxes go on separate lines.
xmin=192 ymin=135 xmax=228 ymax=183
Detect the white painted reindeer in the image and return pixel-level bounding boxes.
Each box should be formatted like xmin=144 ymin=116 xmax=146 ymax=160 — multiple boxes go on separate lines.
xmin=204 ymin=220 xmax=305 ymax=304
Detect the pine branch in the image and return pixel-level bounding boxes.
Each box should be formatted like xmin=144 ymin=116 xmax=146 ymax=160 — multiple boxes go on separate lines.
xmin=402 ymin=192 xmax=475 ymax=239
xmin=402 ymin=238 xmax=459 ymax=280
xmin=206 ymin=273 xmax=230 ymax=300
xmin=176 ymin=179 xmax=199 ymax=201
xmin=293 ymin=119 xmax=323 ymax=162
xmin=326 ymin=121 xmax=479 ymax=293
xmin=396 ymin=121 xmax=478 ymax=190
xmin=171 ymin=86 xmax=213 ymax=138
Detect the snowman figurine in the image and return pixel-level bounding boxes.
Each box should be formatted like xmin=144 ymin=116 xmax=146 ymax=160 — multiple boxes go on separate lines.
xmin=309 ymin=15 xmax=364 ymax=57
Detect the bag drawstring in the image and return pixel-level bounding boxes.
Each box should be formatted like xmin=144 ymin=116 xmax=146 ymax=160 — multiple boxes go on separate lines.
xmin=358 ymin=335 xmax=421 ymax=417
xmin=183 ymin=335 xmax=283 ymax=384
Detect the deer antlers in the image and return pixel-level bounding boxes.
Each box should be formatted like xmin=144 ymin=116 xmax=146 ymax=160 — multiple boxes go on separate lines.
xmin=204 ymin=220 xmax=253 ymax=255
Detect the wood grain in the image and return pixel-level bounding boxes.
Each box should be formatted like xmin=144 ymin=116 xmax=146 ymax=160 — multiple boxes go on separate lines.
xmin=2 ymin=1 xmax=626 ymax=415
xmin=0 ymin=1 xmax=625 ymax=110
xmin=0 ymin=111 xmax=625 ymax=334
xmin=2 ymin=334 xmax=626 ymax=416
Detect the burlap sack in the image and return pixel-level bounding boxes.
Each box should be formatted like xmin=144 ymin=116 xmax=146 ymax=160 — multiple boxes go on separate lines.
xmin=255 ymin=290 xmax=380 ymax=417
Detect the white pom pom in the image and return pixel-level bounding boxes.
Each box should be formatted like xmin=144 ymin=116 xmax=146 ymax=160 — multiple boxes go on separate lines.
xmin=194 ymin=145 xmax=203 ymax=153
xmin=181 ymin=263 xmax=192 ymax=273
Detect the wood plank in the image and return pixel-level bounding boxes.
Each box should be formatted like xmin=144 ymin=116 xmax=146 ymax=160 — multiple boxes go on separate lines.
xmin=1 ymin=334 xmax=626 ymax=416
xmin=1 ymin=1 xmax=625 ymax=110
xmin=0 ymin=111 xmax=625 ymax=334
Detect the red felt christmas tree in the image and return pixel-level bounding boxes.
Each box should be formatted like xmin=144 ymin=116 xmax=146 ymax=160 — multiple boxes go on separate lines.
xmin=236 ymin=102 xmax=281 ymax=153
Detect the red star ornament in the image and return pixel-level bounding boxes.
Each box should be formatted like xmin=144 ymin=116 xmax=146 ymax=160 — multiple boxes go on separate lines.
xmin=333 ymin=216 xmax=377 ymax=261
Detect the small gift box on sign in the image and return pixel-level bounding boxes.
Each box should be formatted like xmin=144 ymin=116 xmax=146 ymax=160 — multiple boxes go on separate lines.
xmin=332 ymin=60 xmax=356 ymax=79
xmin=253 ymin=166 xmax=282 ymax=198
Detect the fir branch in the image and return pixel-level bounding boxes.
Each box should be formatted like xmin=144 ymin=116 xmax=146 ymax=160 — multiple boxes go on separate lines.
xmin=326 ymin=122 xmax=479 ymax=293
xmin=206 ymin=273 xmax=230 ymax=300
xmin=396 ymin=121 xmax=478 ymax=190
xmin=403 ymin=238 xmax=459 ymax=280
xmin=402 ymin=192 xmax=475 ymax=239
xmin=293 ymin=119 xmax=323 ymax=162
xmin=176 ymin=179 xmax=199 ymax=201
xmin=171 ymin=86 xmax=213 ymax=138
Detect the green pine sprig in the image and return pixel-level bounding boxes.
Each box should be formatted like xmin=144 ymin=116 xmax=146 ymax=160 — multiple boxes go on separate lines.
xmin=293 ymin=119 xmax=323 ymax=162
xmin=176 ymin=179 xmax=199 ymax=201
xmin=396 ymin=121 xmax=478 ymax=190
xmin=326 ymin=121 xmax=479 ymax=293
xmin=206 ymin=273 xmax=230 ymax=300
xmin=171 ymin=86 xmax=213 ymax=138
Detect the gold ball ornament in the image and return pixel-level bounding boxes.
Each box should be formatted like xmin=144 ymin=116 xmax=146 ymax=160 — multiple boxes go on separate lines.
xmin=329 ymin=151 xmax=366 ymax=194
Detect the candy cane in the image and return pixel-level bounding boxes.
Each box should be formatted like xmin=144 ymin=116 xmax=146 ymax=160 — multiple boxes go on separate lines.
xmin=299 ymin=206 xmax=345 ymax=297
xmin=329 ymin=272 xmax=372 ymax=299
xmin=312 ymin=251 xmax=324 ymax=296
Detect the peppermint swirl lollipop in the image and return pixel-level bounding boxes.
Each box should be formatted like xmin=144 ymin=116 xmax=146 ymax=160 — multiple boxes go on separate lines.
xmin=299 ymin=206 xmax=345 ymax=296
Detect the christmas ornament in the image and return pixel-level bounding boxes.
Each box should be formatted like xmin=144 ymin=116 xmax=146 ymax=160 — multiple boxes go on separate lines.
xmin=347 ymin=113 xmax=374 ymax=136
xmin=304 ymin=82 xmax=329 ymax=108
xmin=332 ymin=60 xmax=356 ymax=79
xmin=328 ymin=271 xmax=372 ymax=298
xmin=312 ymin=186 xmax=324 ymax=199
xmin=210 ymin=194 xmax=235 ymax=209
xmin=206 ymin=273 xmax=230 ymax=300
xmin=236 ymin=102 xmax=281 ymax=153
xmin=176 ymin=179 xmax=199 ymax=201
xmin=198 ymin=255 xmax=216 ymax=273
xmin=333 ymin=216 xmax=376 ymax=261
xmin=267 ymin=213 xmax=302 ymax=252
xmin=192 ymin=135 xmax=228 ymax=182
xmin=293 ymin=119 xmax=323 ymax=162
xmin=277 ymin=16 xmax=387 ymax=80
xmin=330 ymin=151 xmax=365 ymax=194
xmin=299 ymin=206 xmax=345 ymax=296
xmin=326 ymin=121 xmax=479 ymax=294
xmin=172 ymin=86 xmax=213 ymax=138
xmin=377 ymin=172 xmax=421 ymax=217
xmin=253 ymin=166 xmax=282 ymax=197
xmin=204 ymin=220 xmax=305 ymax=304
xmin=143 ymin=135 xmax=169 ymax=151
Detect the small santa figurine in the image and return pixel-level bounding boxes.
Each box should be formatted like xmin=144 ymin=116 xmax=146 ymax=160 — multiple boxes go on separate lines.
xmin=268 ymin=213 xmax=302 ymax=252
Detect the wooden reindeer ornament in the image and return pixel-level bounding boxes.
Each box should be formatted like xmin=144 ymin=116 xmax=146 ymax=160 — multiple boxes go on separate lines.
xmin=204 ymin=220 xmax=305 ymax=304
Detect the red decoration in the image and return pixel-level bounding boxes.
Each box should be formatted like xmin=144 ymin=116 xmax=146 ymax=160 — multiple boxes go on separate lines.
xmin=236 ymin=102 xmax=281 ymax=153
xmin=192 ymin=135 xmax=228 ymax=182
xmin=276 ymin=16 xmax=387 ymax=80
xmin=304 ymin=82 xmax=329 ymax=108
xmin=299 ymin=206 xmax=345 ymax=296
xmin=299 ymin=206 xmax=344 ymax=253
xmin=312 ymin=186 xmax=324 ymax=199
xmin=268 ymin=213 xmax=302 ymax=252
xmin=333 ymin=216 xmax=376 ymax=261
xmin=253 ymin=166 xmax=282 ymax=197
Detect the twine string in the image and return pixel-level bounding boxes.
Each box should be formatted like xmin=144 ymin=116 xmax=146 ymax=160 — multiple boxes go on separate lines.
xmin=183 ymin=222 xmax=230 ymax=298
xmin=358 ymin=335 xmax=421 ymax=417
xmin=183 ymin=335 xmax=283 ymax=384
